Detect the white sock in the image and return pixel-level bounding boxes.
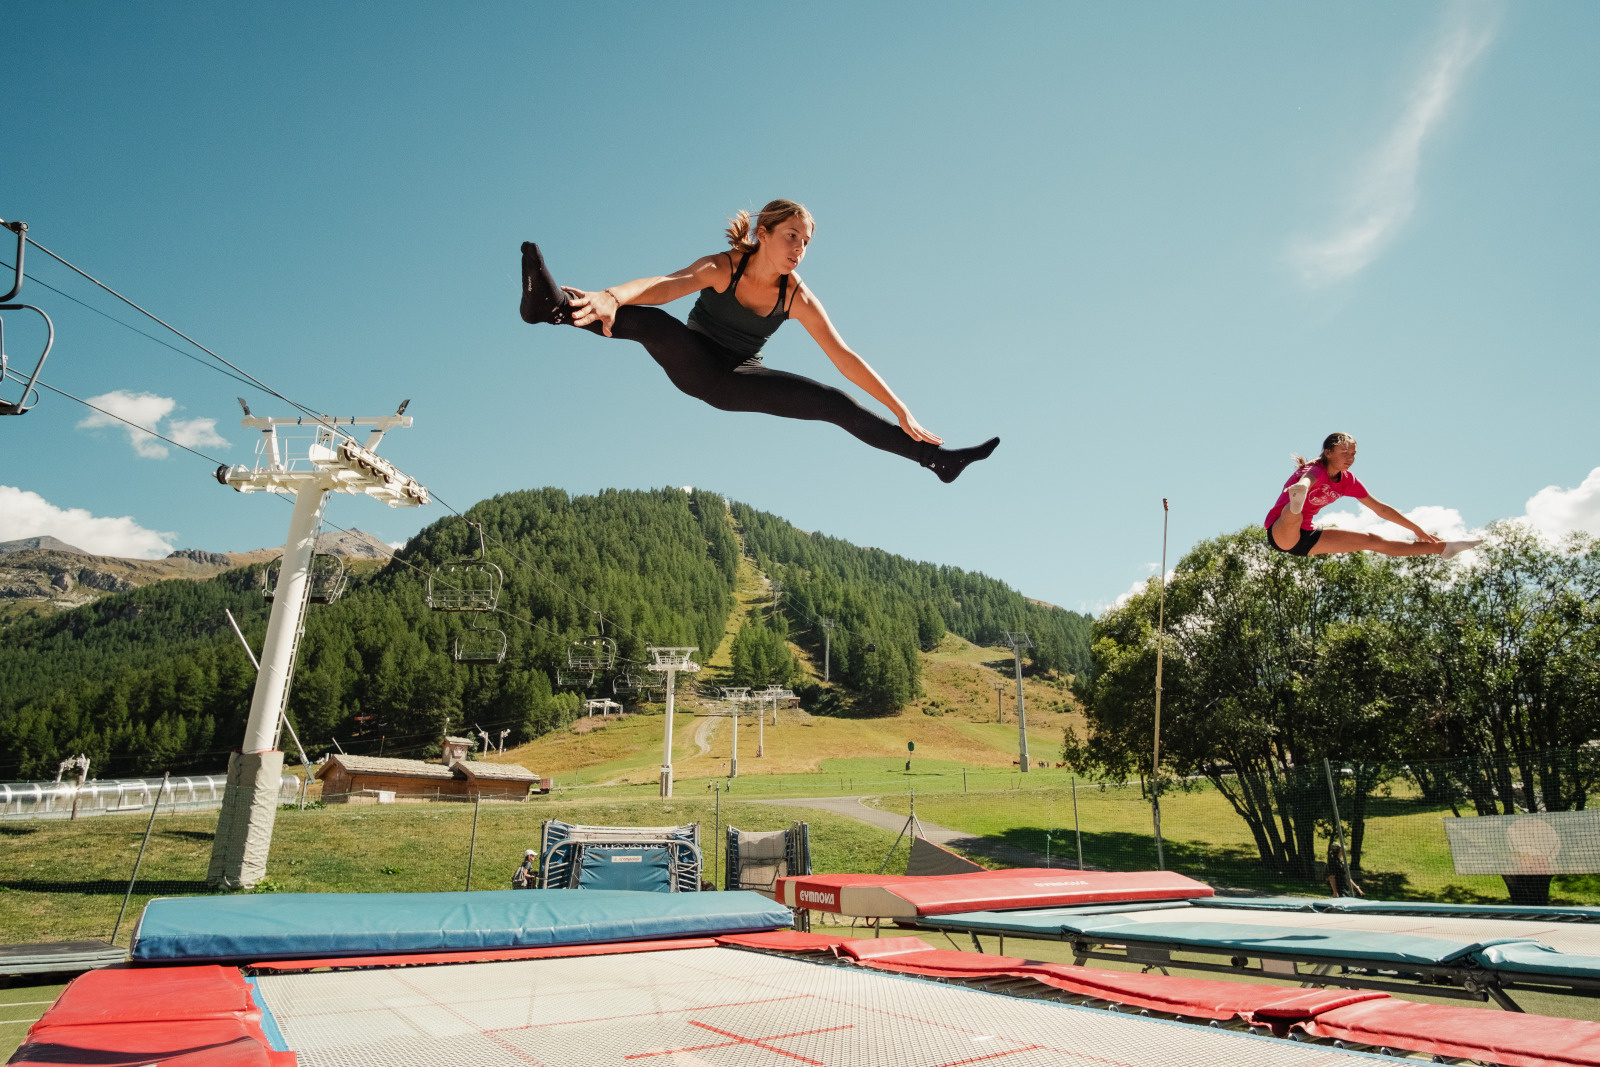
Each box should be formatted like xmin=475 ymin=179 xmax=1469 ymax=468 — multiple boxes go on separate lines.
xmin=1286 ymin=481 xmax=1309 ymax=515
xmin=1440 ymin=539 xmax=1484 ymax=560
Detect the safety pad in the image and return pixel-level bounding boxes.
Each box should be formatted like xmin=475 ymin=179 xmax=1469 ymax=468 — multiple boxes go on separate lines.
xmin=34 ymin=964 xmax=257 ymax=1026
xmin=249 ymin=937 xmax=722 ymax=972
xmin=825 ymin=936 xmax=1386 ymax=1035
xmin=13 ymin=1018 xmax=294 ymax=1067
xmin=133 ymin=888 xmax=792 ymax=961
xmin=1299 ymin=998 xmax=1600 ymax=1067
xmin=715 ymin=930 xmax=849 ymax=952
xmin=1197 ymin=895 xmax=1600 ymax=923
xmin=777 ymin=867 xmax=1212 ymax=917
xmin=916 ymin=907 xmax=1535 ymax=967
xmin=1475 ymin=940 xmax=1600 ymax=981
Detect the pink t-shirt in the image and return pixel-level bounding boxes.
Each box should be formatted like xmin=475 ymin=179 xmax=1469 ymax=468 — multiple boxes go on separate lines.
xmin=1264 ymin=463 xmax=1368 ymax=532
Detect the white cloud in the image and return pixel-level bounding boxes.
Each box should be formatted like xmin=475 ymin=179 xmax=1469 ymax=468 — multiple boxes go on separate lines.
xmin=1291 ymin=1 xmax=1498 ymax=286
xmin=167 ymin=417 xmax=230 ymax=451
xmin=0 ymin=485 xmax=177 ymax=558
xmin=77 ymin=391 xmax=176 ymax=458
xmin=1517 ymin=467 xmax=1600 ymax=542
xmin=75 ymin=391 xmax=231 ymax=458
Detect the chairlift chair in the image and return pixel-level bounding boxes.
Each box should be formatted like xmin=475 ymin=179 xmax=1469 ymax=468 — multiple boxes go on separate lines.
xmin=263 ymin=554 xmax=348 ymax=605
xmin=612 ymin=671 xmax=646 ymax=696
xmin=0 ymin=221 xmax=55 ymax=416
xmin=452 ymin=623 xmax=508 ymax=666
xmin=567 ymin=635 xmax=618 ymax=670
xmin=556 ymin=669 xmax=597 ymax=689
xmin=426 ymin=522 xmax=503 ymax=612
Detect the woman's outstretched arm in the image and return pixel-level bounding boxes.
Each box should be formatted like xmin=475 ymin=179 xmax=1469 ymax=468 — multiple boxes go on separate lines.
xmin=566 ymin=255 xmax=729 ymax=336
xmin=788 ymin=282 xmax=943 ymax=446
xmin=1357 ymin=494 xmax=1441 ymax=543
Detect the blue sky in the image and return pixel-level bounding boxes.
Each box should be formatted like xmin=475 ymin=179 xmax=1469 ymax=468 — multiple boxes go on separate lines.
xmin=4 ymin=1 xmax=1597 ymax=613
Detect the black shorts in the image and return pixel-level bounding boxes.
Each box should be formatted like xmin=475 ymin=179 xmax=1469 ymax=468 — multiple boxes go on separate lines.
xmin=1268 ymin=527 xmax=1323 ymax=557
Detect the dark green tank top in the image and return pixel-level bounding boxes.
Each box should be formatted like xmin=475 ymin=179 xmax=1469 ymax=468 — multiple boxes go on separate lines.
xmin=687 ymin=252 xmax=791 ymax=358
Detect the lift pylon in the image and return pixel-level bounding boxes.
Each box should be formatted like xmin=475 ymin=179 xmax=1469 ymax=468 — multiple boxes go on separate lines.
xmin=646 ymin=647 xmax=700 ymax=797
xmin=207 ymin=406 xmax=425 ymax=890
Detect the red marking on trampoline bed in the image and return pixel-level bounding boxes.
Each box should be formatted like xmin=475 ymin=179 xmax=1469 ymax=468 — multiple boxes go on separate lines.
xmin=389 ymin=971 xmax=549 ymax=1067
xmin=488 ymin=995 xmax=813 ymax=1034
xmin=925 ymin=1047 xmax=1043 ymax=1067
xmin=248 ymin=936 xmax=720 ymax=971
xmin=624 ymin=1020 xmax=854 ymax=1065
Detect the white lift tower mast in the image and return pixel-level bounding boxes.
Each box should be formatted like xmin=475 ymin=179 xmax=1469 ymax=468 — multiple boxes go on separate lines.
xmin=207 ymin=404 xmax=427 ymax=888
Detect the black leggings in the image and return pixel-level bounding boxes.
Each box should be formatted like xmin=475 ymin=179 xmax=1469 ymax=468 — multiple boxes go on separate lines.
xmin=610 ymin=306 xmax=929 ymax=464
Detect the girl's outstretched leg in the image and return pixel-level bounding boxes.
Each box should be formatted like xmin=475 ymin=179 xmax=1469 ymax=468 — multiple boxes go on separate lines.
xmin=1309 ymin=530 xmax=1483 ymax=558
xmin=719 ymin=364 xmax=999 ymax=481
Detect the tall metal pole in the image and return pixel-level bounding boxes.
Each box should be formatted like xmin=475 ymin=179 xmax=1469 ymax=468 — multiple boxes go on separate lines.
xmin=730 ymin=702 xmax=740 ymax=778
xmin=993 ymin=681 xmax=1004 ymax=722
xmin=757 ymin=698 xmax=765 ymax=757
xmin=821 ymin=619 xmax=834 ymax=683
xmin=1152 ymin=498 xmax=1169 ymax=871
xmin=1005 ymin=632 xmax=1033 ymax=772
xmin=661 ymin=667 xmax=677 ymax=797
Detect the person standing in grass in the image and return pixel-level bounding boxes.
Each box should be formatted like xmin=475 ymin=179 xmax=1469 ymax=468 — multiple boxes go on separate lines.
xmin=1264 ymin=433 xmax=1482 ymax=559
xmin=512 ymin=849 xmax=537 ymax=889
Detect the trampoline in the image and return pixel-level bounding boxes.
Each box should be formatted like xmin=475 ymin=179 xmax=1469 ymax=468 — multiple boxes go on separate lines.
xmin=15 ymin=881 xmax=1600 ymax=1067
xmin=775 ymin=869 xmax=1600 ymax=1011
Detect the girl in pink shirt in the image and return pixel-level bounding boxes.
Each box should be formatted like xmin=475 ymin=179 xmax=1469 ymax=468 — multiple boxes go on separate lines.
xmin=1264 ymin=433 xmax=1481 ymax=558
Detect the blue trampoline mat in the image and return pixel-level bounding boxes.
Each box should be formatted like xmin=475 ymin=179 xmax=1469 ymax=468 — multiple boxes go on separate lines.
xmin=132 ymin=888 xmax=792 ymax=962
xmin=914 ymin=907 xmax=1531 ymax=967
xmin=1197 ymin=895 xmax=1600 ymax=923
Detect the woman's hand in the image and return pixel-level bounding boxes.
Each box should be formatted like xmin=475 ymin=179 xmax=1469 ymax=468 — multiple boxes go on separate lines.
xmin=896 ymin=409 xmax=943 ymax=446
xmin=564 ymin=287 xmax=619 ymax=336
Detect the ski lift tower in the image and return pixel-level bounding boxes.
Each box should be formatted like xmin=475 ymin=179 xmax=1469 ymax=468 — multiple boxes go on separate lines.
xmin=1004 ymin=631 xmax=1033 ymax=773
xmin=206 ymin=402 xmax=426 ymax=888
xmin=646 ymin=646 xmax=699 ymax=797
xmin=719 ymin=687 xmax=749 ymax=778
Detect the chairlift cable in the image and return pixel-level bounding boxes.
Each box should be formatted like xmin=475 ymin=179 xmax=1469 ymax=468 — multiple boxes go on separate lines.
xmin=15 ymin=238 xmax=362 ymax=442
xmin=25 ymin=376 xmax=231 ymax=465
xmin=0 ymin=258 xmax=262 ymax=391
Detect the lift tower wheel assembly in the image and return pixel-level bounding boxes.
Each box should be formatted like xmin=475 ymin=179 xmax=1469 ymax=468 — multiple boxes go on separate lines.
xmin=207 ymin=404 xmax=426 ymax=889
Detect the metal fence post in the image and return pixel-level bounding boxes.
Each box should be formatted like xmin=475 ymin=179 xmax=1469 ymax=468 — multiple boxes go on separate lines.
xmin=1323 ymin=757 xmax=1350 ymax=890
xmin=465 ymin=795 xmax=482 ymax=891
xmin=112 ymin=772 xmax=168 ymax=945
xmin=1072 ymin=775 xmax=1083 ymax=870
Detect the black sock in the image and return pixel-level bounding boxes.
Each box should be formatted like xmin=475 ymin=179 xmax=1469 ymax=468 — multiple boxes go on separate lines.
xmin=520 ymin=242 xmax=606 ymax=334
xmin=922 ymin=436 xmax=1000 ymax=483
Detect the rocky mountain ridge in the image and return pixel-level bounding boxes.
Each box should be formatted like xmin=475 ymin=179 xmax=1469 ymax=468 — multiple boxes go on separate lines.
xmin=0 ymin=528 xmax=396 ymax=621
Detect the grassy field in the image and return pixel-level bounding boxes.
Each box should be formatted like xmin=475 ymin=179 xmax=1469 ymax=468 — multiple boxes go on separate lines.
xmin=0 ymin=793 xmax=908 ymax=948
xmin=869 ymin=779 xmax=1600 ymax=904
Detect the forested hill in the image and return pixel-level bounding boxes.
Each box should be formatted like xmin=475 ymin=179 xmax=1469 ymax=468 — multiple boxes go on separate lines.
xmin=0 ymin=487 xmax=1085 ymax=780
xmin=732 ymin=502 xmax=1092 ymax=712
xmin=0 ymin=488 xmax=737 ymax=780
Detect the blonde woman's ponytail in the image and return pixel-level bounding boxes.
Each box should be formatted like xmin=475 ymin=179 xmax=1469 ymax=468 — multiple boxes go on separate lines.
xmin=724 ymin=211 xmax=760 ymax=254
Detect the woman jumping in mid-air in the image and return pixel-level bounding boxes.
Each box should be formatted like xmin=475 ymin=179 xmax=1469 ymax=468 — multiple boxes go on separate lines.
xmin=1265 ymin=432 xmax=1482 ymax=559
xmin=518 ymin=199 xmax=999 ymax=482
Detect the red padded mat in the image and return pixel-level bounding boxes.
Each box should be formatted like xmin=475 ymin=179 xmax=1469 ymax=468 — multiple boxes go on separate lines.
xmin=779 ymin=867 xmax=1213 ymax=916
xmin=1302 ymin=998 xmax=1600 ymax=1067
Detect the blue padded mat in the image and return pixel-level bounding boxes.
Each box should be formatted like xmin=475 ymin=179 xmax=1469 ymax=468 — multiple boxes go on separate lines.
xmin=914 ymin=908 xmax=1530 ymax=967
xmin=1475 ymin=940 xmax=1600 ymax=981
xmin=132 ymin=888 xmax=792 ymax=962
xmin=1197 ymin=895 xmax=1600 ymax=922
